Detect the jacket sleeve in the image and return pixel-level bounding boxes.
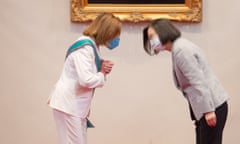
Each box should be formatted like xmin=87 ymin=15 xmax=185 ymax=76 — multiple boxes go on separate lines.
xmin=174 ymin=49 xmax=215 ymax=114
xmin=72 ymin=46 xmax=105 ymax=88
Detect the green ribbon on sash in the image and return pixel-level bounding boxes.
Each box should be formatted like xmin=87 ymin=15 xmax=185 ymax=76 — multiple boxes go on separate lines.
xmin=66 ymin=39 xmax=101 ymax=128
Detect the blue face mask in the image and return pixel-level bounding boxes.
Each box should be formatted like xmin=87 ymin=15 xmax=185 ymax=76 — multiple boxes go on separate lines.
xmin=107 ymin=37 xmax=120 ymax=50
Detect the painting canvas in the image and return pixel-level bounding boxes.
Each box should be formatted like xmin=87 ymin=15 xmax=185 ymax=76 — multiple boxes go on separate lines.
xmin=88 ymin=0 xmax=185 ymax=4
xmin=71 ymin=0 xmax=202 ymax=22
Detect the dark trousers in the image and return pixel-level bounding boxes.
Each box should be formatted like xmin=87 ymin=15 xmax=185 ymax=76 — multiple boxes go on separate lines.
xmin=193 ymin=102 xmax=228 ymax=144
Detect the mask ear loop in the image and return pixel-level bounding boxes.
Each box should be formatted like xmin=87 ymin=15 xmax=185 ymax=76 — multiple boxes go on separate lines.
xmin=149 ymin=40 xmax=156 ymax=56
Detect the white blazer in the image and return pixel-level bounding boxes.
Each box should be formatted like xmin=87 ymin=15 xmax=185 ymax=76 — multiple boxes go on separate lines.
xmin=172 ymin=38 xmax=228 ymax=120
xmin=48 ymin=36 xmax=105 ymax=118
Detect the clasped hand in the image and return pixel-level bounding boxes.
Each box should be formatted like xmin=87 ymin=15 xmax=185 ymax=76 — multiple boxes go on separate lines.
xmin=100 ymin=60 xmax=114 ymax=76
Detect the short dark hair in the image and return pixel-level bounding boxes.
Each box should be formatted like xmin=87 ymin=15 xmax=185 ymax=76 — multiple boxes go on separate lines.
xmin=143 ymin=27 xmax=152 ymax=55
xmin=143 ymin=19 xmax=181 ymax=55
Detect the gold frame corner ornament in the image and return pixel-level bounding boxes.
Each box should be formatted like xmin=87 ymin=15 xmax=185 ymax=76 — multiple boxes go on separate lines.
xmin=71 ymin=0 xmax=202 ymax=23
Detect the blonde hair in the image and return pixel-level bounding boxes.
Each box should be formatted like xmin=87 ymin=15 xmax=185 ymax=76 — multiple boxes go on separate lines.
xmin=83 ymin=13 xmax=122 ymax=45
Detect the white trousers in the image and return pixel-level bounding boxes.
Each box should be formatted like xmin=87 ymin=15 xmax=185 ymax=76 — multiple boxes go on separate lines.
xmin=53 ymin=109 xmax=87 ymax=144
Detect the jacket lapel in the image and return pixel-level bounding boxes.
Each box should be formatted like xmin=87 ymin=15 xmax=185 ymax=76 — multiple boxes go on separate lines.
xmin=172 ymin=54 xmax=181 ymax=89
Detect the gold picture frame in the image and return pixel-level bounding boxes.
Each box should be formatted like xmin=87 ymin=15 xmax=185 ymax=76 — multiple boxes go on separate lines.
xmin=71 ymin=0 xmax=202 ymax=23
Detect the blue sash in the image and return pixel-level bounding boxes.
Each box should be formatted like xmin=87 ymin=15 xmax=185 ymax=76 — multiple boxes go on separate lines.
xmin=66 ymin=39 xmax=100 ymax=128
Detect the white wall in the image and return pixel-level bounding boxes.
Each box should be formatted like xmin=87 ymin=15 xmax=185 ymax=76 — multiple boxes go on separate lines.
xmin=0 ymin=0 xmax=239 ymax=144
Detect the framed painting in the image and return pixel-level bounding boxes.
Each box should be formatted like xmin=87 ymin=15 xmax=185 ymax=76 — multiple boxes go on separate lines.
xmin=71 ymin=0 xmax=202 ymax=22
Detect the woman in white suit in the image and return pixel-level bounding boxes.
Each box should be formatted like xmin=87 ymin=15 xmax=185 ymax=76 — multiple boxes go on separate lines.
xmin=48 ymin=13 xmax=122 ymax=144
xmin=143 ymin=19 xmax=228 ymax=144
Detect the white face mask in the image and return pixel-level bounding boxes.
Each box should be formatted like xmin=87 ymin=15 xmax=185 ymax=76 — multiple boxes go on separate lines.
xmin=149 ymin=37 xmax=165 ymax=52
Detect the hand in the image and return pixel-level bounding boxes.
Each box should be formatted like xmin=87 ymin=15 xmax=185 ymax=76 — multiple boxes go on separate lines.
xmin=100 ymin=60 xmax=114 ymax=76
xmin=103 ymin=60 xmax=114 ymax=74
xmin=205 ymin=111 xmax=217 ymax=127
